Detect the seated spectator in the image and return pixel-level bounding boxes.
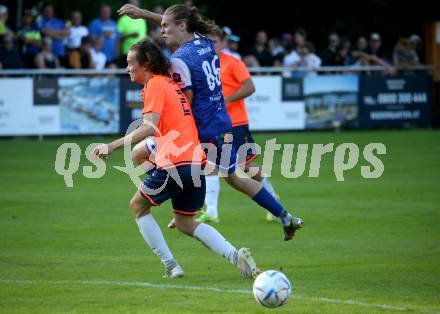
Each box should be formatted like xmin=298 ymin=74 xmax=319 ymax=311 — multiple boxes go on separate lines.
xmin=365 ymin=33 xmax=389 ymax=62
xmin=356 ymin=36 xmax=368 ymax=52
xmin=320 ymin=32 xmax=340 ymax=65
xmin=246 ymin=30 xmax=273 ymax=66
xmin=35 ymin=37 xmax=60 ymax=69
xmin=350 ymin=36 xmax=368 ymax=65
xmin=283 ymin=42 xmax=300 ymax=67
xmin=0 ymin=32 xmax=22 ymax=69
xmin=17 ymin=9 xmax=41 ymax=68
xmin=117 ymin=0 xmax=147 ymax=67
xmin=268 ymin=37 xmax=284 ymax=66
xmin=294 ymin=41 xmax=321 ymax=76
xmin=392 ymin=37 xmax=419 ymax=73
xmin=363 ymin=33 xmax=394 ymax=75
xmin=222 ymin=27 xmax=241 ymax=59
xmin=68 ymin=36 xmax=94 ymax=69
xmin=408 ymin=34 xmax=423 ymax=63
xmin=0 ymin=5 xmax=12 ymax=36
xmin=293 ymin=28 xmax=307 ymax=48
xmin=147 ymin=5 xmax=172 ymax=58
xmin=89 ymin=37 xmax=106 ymax=69
xmin=37 ymin=3 xmax=69 ymax=65
xmin=65 ymin=11 xmax=89 ymax=52
xmin=337 ymin=36 xmax=355 ymax=65
xmin=89 ymin=3 xmax=120 ymax=67
xmin=242 ymin=54 xmax=259 ymax=68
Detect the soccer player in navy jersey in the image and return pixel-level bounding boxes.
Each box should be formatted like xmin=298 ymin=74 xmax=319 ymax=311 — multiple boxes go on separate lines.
xmin=118 ymin=3 xmax=303 ymax=241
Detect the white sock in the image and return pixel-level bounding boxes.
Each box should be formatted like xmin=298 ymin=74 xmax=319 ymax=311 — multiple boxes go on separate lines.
xmin=262 ymin=176 xmax=277 ymax=198
xmin=205 ymin=175 xmax=220 ymax=218
xmin=193 ymin=223 xmax=237 ymax=265
xmin=136 ymin=214 xmax=176 ymax=269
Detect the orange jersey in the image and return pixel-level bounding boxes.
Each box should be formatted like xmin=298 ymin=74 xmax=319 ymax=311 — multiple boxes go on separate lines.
xmin=220 ymin=53 xmax=251 ymax=127
xmin=143 ymin=75 xmax=205 ymax=169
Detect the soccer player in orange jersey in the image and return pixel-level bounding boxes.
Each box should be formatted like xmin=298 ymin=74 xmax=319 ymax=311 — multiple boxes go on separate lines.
xmin=196 ymin=27 xmax=280 ymax=223
xmin=92 ymin=39 xmax=259 ymax=279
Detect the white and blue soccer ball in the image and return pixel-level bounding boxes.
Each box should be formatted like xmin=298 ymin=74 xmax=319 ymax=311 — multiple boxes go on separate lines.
xmin=252 ymin=270 xmax=292 ymax=308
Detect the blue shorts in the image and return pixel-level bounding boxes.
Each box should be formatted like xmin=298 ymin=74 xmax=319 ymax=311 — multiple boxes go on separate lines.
xmin=139 ymin=165 xmax=205 ymax=216
xmin=203 ymin=132 xmax=237 ymax=174
xmin=232 ymin=125 xmax=258 ymax=166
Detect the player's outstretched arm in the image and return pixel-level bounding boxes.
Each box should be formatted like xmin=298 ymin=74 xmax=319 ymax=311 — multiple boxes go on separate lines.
xmin=92 ymin=112 xmax=160 ymax=160
xmin=117 ymin=3 xmax=163 ymax=26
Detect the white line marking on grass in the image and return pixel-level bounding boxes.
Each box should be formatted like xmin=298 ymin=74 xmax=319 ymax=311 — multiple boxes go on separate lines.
xmin=1 ymin=279 xmax=438 ymax=314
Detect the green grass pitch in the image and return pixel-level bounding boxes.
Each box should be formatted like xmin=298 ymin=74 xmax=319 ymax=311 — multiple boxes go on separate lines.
xmin=0 ymin=130 xmax=439 ymax=313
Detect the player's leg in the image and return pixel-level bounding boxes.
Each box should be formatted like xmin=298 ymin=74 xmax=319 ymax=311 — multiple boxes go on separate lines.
xmin=131 ymin=169 xmax=183 ymax=278
xmin=196 ymin=172 xmax=220 ymax=223
xmin=235 ymin=125 xmax=279 ymax=221
xmin=131 ymin=137 xmax=156 ymax=171
xmin=171 ymin=166 xmax=260 ymax=277
xmin=244 ymin=161 xmax=278 ymax=221
xmin=224 ymin=169 xmax=302 ymax=241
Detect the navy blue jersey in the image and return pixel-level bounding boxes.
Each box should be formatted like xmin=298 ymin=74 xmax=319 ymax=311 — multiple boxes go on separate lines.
xmin=170 ymin=36 xmax=232 ymax=142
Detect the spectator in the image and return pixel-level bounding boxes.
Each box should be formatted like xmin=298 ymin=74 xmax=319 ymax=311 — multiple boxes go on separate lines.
xmin=350 ymin=36 xmax=369 ymax=65
xmin=68 ymin=36 xmax=94 ymax=69
xmin=89 ymin=3 xmax=119 ymax=66
xmin=268 ymin=37 xmax=284 ymax=66
xmin=184 ymin=0 xmax=194 ymax=9
xmin=356 ymin=36 xmax=368 ymax=52
xmin=89 ymin=36 xmax=106 ymax=69
xmin=0 ymin=5 xmax=11 ymax=36
xmin=117 ymin=0 xmax=147 ymax=67
xmin=337 ymin=36 xmax=354 ymax=65
xmin=223 ymin=27 xmax=241 ymax=59
xmin=148 ymin=4 xmax=164 ymax=39
xmin=392 ymin=37 xmax=419 ymax=72
xmin=320 ymin=32 xmax=340 ymax=65
xmin=365 ymin=32 xmax=388 ymax=61
xmin=294 ymin=41 xmax=321 ymax=76
xmin=246 ymin=30 xmax=273 ymax=66
xmin=408 ymin=34 xmax=423 ymax=63
xmin=293 ymin=28 xmax=307 ymax=47
xmin=35 ymin=37 xmax=59 ymax=69
xmin=37 ymin=3 xmax=69 ymax=65
xmin=283 ymin=42 xmax=300 ymax=67
xmin=17 ymin=9 xmax=41 ymax=68
xmin=0 ymin=32 xmax=22 ymax=69
xmin=65 ymin=11 xmax=89 ymax=51
xmin=364 ymin=33 xmax=394 ymax=74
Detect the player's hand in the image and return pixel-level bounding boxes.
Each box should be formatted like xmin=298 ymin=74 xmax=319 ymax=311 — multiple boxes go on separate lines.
xmin=92 ymin=144 xmax=113 ymax=160
xmin=117 ymin=4 xmax=144 ymax=19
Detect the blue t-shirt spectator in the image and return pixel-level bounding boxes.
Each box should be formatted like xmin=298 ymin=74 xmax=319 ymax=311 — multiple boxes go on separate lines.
xmin=38 ymin=17 xmax=66 ymax=57
xmin=89 ymin=18 xmax=119 ymax=63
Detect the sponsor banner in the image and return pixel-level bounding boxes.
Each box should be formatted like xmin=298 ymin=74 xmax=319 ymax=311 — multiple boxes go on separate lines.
xmin=358 ymin=75 xmax=432 ymax=127
xmin=119 ymin=77 xmax=143 ymax=133
xmin=247 ymin=76 xmax=305 ymax=131
xmin=58 ymin=78 xmax=120 ymax=134
xmin=34 ymin=78 xmax=59 ymax=105
xmin=282 ymin=77 xmax=303 ymax=101
xmin=0 ymin=77 xmax=120 ymax=136
xmin=303 ymin=75 xmax=359 ymax=129
xmin=0 ymin=78 xmax=34 ymax=135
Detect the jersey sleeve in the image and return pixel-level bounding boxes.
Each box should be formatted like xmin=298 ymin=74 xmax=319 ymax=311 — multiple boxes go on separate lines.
xmin=170 ymin=57 xmax=192 ymax=91
xmin=233 ymin=58 xmax=251 ymax=83
xmin=143 ymin=80 xmax=166 ymax=115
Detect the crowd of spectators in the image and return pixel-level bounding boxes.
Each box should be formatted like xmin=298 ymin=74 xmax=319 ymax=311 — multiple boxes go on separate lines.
xmin=0 ymin=2 xmax=424 ymax=75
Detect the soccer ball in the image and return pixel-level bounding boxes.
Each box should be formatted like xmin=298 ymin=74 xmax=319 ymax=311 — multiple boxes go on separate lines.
xmin=252 ymin=270 xmax=292 ymax=308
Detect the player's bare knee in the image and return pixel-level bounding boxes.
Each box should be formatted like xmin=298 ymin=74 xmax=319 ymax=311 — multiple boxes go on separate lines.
xmin=131 ymin=147 xmax=142 ymax=165
xmin=129 ymin=195 xmax=149 ymax=218
xmin=174 ymin=216 xmax=197 ymax=236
